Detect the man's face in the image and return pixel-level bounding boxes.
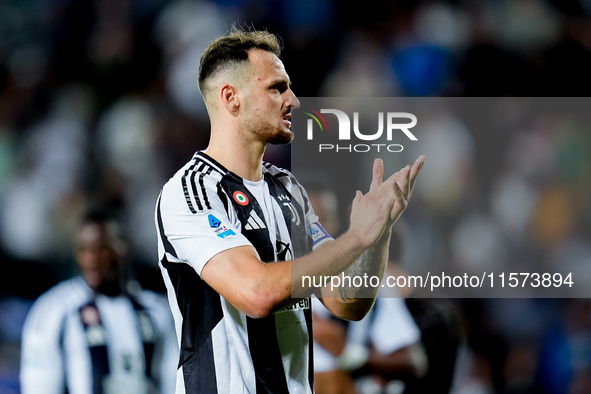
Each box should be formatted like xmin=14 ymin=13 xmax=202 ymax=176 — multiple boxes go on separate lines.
xmin=76 ymin=222 xmax=120 ymax=291
xmin=238 ymin=49 xmax=300 ymax=144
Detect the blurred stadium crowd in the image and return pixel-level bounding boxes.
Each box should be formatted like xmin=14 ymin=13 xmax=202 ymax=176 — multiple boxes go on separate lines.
xmin=1 ymin=0 xmax=591 ymax=393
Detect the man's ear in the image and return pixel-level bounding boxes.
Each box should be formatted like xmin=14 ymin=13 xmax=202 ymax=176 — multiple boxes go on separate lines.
xmin=220 ymin=84 xmax=240 ymax=114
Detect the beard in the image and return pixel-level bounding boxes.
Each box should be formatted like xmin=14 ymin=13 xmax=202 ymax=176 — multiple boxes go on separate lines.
xmin=243 ymin=110 xmax=295 ymax=145
xmin=268 ymin=128 xmax=294 ymax=145
xmin=249 ymin=121 xmax=294 ymax=145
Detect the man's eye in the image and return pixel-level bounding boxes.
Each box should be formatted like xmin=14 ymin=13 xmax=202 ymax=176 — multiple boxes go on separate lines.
xmin=272 ymin=84 xmax=287 ymax=93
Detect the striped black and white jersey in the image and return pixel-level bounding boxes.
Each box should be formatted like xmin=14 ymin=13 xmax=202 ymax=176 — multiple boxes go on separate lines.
xmin=155 ymin=151 xmax=332 ymax=394
xmin=20 ymin=277 xmax=178 ymax=394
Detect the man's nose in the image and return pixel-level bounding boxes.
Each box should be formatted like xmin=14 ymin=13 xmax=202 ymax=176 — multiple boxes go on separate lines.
xmin=287 ymin=90 xmax=300 ymax=109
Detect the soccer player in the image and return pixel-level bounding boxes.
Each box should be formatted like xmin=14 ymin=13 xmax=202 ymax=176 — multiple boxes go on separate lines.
xmin=155 ymin=28 xmax=425 ymax=393
xmin=20 ymin=209 xmax=178 ymax=394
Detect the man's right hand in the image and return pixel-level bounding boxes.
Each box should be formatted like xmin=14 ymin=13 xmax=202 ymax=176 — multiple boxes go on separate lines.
xmin=348 ymin=156 xmax=425 ymax=248
xmin=387 ymin=155 xmax=425 ymax=224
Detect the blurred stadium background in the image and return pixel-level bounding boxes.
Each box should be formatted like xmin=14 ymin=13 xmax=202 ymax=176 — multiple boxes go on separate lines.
xmin=1 ymin=0 xmax=591 ymax=393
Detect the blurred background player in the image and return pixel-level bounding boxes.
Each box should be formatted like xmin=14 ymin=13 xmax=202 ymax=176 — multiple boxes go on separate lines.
xmin=19 ymin=208 xmax=177 ymax=394
xmin=331 ymin=232 xmax=429 ymax=394
xmin=373 ymin=229 xmax=462 ymax=394
xmin=337 ymin=226 xmax=462 ymax=394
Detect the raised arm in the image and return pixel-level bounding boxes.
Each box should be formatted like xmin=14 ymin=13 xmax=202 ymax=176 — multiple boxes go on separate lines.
xmin=200 ymin=167 xmax=395 ymax=318
xmin=318 ymin=156 xmax=425 ymax=320
xmin=201 ymin=156 xmax=424 ymax=320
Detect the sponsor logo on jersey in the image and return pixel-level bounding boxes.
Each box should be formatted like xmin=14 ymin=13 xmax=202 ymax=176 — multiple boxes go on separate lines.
xmin=276 ymin=298 xmax=310 ymax=314
xmin=276 ymin=240 xmax=292 ymax=261
xmin=244 ymin=210 xmax=266 ymax=230
xmin=208 ymin=215 xmax=221 ymax=228
xmin=233 ymin=191 xmax=249 ymax=206
xmin=208 ymin=214 xmax=236 ymax=238
xmin=80 ymin=305 xmax=100 ymax=326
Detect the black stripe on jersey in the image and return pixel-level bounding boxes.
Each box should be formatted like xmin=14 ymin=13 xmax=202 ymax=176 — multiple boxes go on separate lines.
xmin=129 ymin=298 xmax=156 ymax=378
xmin=199 ymin=167 xmax=213 ymax=210
xmin=266 ymin=168 xmax=290 ymax=181
xmin=304 ymin=308 xmax=314 ymax=391
xmin=185 ymin=158 xmax=217 ymax=213
xmin=182 ymin=176 xmax=196 ymax=213
xmin=189 ymin=170 xmax=203 ymax=211
xmin=156 ymin=196 xmax=177 ymax=259
xmin=247 ymin=317 xmax=289 ymax=394
xmin=263 ymin=162 xmax=289 ymax=179
xmin=195 ymin=151 xmax=228 ymax=175
xmin=161 ymin=259 xmax=222 ymax=393
xmin=185 ymin=333 xmax=218 ymax=393
xmin=182 ymin=158 xmax=200 ymax=214
xmin=79 ymin=301 xmax=109 ymax=394
xmin=89 ymin=340 xmax=109 ymax=394
xmin=58 ymin=314 xmax=69 ymax=394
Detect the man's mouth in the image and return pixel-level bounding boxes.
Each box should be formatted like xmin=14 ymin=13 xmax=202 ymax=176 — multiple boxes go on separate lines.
xmin=282 ymin=112 xmax=292 ymax=126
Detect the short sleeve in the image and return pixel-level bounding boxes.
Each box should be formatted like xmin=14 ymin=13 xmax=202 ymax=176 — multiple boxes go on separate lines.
xmin=20 ymin=294 xmax=67 ymax=394
xmin=157 ymin=177 xmax=252 ymax=276
xmin=311 ymin=297 xmax=339 ymax=372
xmin=369 ymin=297 xmax=421 ymax=355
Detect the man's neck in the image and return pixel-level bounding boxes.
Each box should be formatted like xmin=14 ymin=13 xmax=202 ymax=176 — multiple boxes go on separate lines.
xmin=90 ymin=279 xmax=123 ymax=297
xmin=205 ymin=129 xmax=267 ymax=181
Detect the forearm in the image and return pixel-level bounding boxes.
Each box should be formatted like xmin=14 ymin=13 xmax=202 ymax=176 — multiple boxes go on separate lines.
xmin=204 ymin=156 xmax=425 ymax=318
xmin=203 ymin=231 xmax=371 ymax=318
xmin=312 ymin=313 xmax=347 ymax=356
xmin=236 ymin=227 xmax=391 ymax=317
xmin=340 ymin=226 xmax=391 ymax=300
xmin=316 ymin=226 xmax=392 ymax=320
xmin=289 ymin=230 xmax=370 ymax=299
xmin=365 ymin=344 xmax=428 ymax=379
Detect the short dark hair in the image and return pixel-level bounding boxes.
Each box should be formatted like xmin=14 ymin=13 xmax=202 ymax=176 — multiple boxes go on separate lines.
xmin=198 ymin=28 xmax=281 ymax=94
xmin=81 ymin=207 xmax=119 ymax=226
xmin=79 ymin=207 xmax=124 ymax=245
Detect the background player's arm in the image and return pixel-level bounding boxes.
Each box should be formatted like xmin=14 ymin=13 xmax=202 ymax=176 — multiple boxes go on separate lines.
xmin=20 ymin=302 xmax=66 ymax=394
xmin=143 ymin=292 xmax=179 ymax=394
